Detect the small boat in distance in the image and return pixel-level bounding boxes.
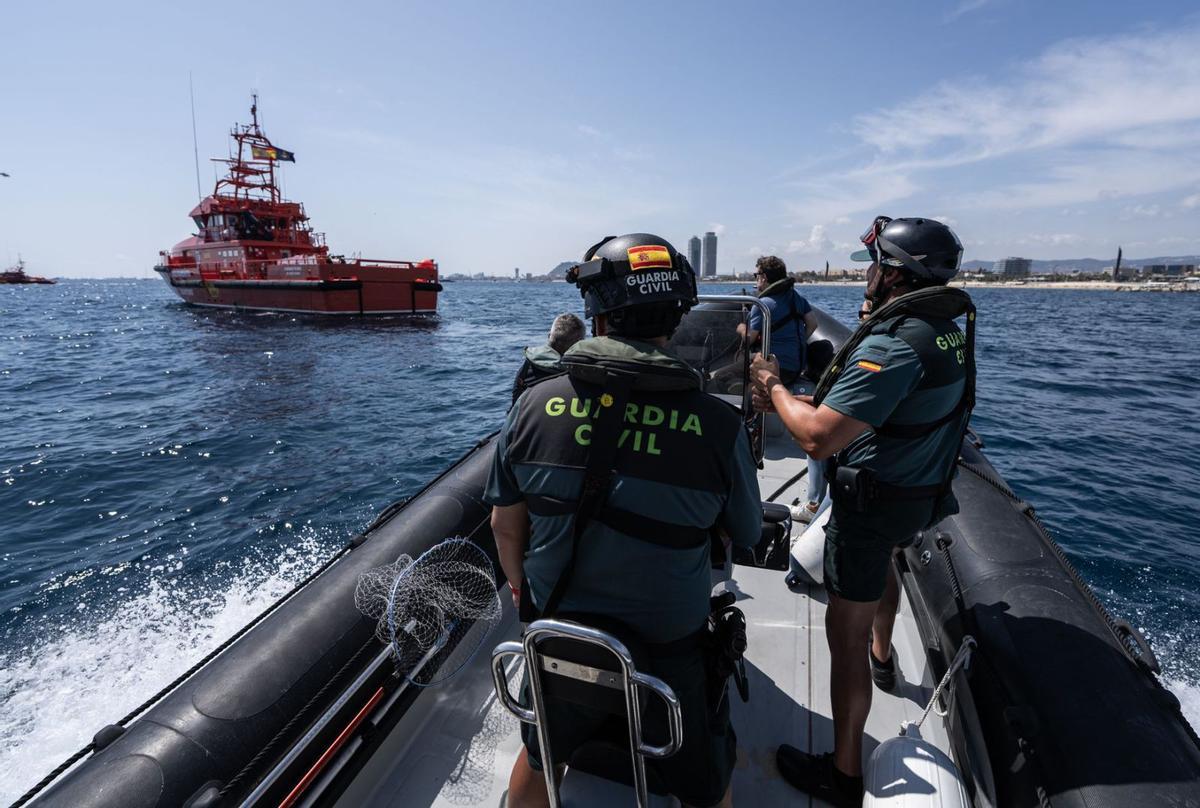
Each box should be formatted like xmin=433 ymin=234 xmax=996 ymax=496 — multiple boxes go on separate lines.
xmin=1 ymin=257 xmax=55 ymax=285
xmin=155 ymin=96 xmax=441 ymax=315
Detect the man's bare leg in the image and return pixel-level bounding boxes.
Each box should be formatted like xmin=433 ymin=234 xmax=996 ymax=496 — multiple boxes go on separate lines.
xmin=871 ymin=556 xmax=901 ymax=663
xmin=507 ymin=748 xmax=552 ymax=808
xmin=826 ymin=593 xmax=880 ymax=777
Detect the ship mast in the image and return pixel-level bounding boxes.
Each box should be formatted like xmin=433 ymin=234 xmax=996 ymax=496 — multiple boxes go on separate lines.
xmin=211 ymin=94 xmax=282 ymax=204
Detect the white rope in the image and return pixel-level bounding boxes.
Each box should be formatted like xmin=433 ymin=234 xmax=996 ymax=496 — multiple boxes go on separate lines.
xmin=902 ymin=635 xmax=976 ymax=736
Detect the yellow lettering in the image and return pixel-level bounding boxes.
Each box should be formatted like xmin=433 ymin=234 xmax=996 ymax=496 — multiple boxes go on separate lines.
xmin=681 ymin=414 xmax=703 ymax=436
xmin=936 ymin=336 xmax=947 ymax=350
xmin=632 ymin=430 xmax=643 ymax=452
xmin=624 ymin=403 xmax=639 ymax=423
xmin=646 ymin=432 xmax=661 ymax=455
xmin=546 ymin=397 xmax=565 ymax=416
xmin=642 ymin=405 xmax=664 ymax=426
xmin=574 ymin=423 xmax=592 ymax=446
xmin=669 ymin=410 xmax=679 ymax=430
xmin=570 ymin=397 xmax=591 ymax=418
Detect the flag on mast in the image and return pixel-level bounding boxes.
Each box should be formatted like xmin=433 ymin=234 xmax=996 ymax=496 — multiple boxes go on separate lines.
xmin=251 ymin=145 xmax=296 ymax=162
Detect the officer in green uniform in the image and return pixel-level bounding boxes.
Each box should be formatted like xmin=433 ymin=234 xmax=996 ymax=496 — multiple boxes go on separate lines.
xmin=751 ymin=217 xmax=970 ymax=807
xmin=486 ymin=233 xmax=762 ymax=808
xmin=510 ymin=312 xmax=586 ymax=403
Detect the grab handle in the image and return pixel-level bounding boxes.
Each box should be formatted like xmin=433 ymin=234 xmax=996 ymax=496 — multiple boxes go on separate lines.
xmin=1114 ymin=618 xmax=1160 ymax=674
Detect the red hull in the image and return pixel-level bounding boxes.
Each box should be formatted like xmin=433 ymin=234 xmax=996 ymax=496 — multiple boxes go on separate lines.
xmin=154 ymin=262 xmax=439 ymax=315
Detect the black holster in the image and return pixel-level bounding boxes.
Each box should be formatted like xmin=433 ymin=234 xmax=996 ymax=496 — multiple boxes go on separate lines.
xmin=705 ymin=592 xmax=749 ymax=709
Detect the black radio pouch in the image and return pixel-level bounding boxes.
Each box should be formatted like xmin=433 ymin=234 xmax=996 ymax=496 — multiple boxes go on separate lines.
xmin=832 ymin=464 xmax=874 ymax=512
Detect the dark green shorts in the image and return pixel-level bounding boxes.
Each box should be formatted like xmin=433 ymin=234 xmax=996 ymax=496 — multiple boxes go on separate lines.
xmin=520 ymin=645 xmax=736 ymax=807
xmin=823 ymin=498 xmax=934 ymax=602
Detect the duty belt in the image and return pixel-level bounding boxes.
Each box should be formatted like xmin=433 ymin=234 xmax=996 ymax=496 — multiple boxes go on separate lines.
xmin=826 ymin=457 xmax=944 ymax=511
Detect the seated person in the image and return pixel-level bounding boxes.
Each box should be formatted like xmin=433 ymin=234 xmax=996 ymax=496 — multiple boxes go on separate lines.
xmin=736 ymin=255 xmax=817 ymax=388
xmin=511 ymin=312 xmax=586 ymax=403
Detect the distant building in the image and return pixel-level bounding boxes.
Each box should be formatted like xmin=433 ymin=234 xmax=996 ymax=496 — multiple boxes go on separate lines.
xmin=513 ymin=267 xmax=520 ymax=281
xmin=993 ymin=257 xmax=1032 ymax=278
xmin=688 ymin=236 xmax=702 ymax=274
xmin=702 ymin=231 xmax=718 ymax=278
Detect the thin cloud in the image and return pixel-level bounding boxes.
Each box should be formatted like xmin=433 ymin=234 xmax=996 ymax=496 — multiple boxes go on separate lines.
xmin=945 ymin=0 xmax=994 ymax=22
xmin=785 ymin=23 xmax=1200 ymax=229
xmin=853 ymin=26 xmax=1200 ymax=160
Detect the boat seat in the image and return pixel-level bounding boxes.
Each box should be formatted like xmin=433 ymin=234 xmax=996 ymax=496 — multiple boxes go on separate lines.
xmin=491 ymin=619 xmax=683 ymax=808
xmin=729 ymin=501 xmax=793 ymax=571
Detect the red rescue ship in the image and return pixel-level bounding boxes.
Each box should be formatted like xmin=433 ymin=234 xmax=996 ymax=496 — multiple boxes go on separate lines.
xmin=156 ymin=97 xmax=441 ymax=315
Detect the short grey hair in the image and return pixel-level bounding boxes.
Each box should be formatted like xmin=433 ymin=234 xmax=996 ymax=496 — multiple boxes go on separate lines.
xmin=548 ymin=313 xmax=586 ymax=354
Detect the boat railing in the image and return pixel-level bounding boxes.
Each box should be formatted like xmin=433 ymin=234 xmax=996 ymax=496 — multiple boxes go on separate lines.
xmin=353 ymin=259 xmax=438 ymax=272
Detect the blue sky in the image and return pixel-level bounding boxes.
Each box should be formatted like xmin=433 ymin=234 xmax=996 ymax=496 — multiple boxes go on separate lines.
xmin=2 ymin=0 xmax=1198 ymax=277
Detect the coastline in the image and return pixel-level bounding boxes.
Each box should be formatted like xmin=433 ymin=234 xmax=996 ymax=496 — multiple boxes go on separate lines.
xmin=705 ymin=279 xmax=1199 ymax=292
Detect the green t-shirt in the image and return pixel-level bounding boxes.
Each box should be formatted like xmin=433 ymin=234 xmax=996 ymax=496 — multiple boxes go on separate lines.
xmin=822 ymin=330 xmax=965 ymax=488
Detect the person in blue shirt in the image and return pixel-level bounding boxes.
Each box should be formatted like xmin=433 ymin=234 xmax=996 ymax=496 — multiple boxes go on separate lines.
xmin=737 ymin=256 xmax=826 ymax=523
xmin=737 ymin=255 xmax=818 ymax=388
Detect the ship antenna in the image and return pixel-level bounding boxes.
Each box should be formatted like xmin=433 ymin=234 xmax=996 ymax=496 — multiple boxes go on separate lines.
xmin=189 ymin=72 xmax=203 ymax=201
xmin=250 ymin=92 xmax=259 ymax=133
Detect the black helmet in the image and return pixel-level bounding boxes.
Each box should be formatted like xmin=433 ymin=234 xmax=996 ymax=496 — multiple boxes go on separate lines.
xmin=851 ymin=216 xmax=963 ymax=284
xmin=568 ymin=233 xmax=699 ymax=319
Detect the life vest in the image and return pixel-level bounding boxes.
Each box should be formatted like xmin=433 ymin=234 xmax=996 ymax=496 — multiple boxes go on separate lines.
xmin=814 ymin=286 xmax=977 ymax=508
xmin=508 ymin=336 xmax=737 ymax=620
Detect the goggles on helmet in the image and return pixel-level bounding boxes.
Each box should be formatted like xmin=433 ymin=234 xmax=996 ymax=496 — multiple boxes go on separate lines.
xmin=850 ymin=215 xmax=892 ymax=263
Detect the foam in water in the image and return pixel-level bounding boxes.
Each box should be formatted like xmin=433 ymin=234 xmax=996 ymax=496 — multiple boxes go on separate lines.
xmin=0 ymin=535 xmax=334 ymax=804
xmin=1167 ymin=677 xmax=1200 ymax=737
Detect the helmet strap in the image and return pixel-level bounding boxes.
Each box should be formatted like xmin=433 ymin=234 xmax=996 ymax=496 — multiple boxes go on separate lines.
xmin=876 ymin=234 xmax=931 ymax=278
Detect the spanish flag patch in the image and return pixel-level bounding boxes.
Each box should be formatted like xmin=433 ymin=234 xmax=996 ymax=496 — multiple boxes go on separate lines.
xmin=857 ymin=360 xmax=883 ymax=373
xmin=627 ymin=245 xmax=672 ymax=271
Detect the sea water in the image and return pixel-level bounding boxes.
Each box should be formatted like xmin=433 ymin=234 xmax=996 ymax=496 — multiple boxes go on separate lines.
xmin=1 ymin=279 xmax=1197 ymax=798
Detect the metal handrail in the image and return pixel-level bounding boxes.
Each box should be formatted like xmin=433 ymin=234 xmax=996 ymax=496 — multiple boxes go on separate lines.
xmin=696 ymin=294 xmax=772 ymax=359
xmin=491 ymin=619 xmax=684 ymax=808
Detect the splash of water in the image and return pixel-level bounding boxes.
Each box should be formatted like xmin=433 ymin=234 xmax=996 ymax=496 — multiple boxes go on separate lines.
xmin=0 ymin=534 xmax=334 ymax=804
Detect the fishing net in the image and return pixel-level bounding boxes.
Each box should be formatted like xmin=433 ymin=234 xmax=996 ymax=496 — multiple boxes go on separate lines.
xmin=355 ymin=538 xmax=502 ymax=686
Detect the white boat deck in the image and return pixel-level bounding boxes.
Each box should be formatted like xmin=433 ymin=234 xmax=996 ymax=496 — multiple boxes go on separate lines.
xmin=337 ymin=424 xmax=952 ymax=808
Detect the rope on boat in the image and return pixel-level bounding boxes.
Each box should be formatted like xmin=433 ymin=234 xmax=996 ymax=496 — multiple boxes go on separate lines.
xmin=902 ymin=636 xmax=976 ymax=736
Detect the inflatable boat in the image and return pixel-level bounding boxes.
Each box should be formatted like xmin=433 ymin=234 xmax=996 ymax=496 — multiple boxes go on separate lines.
xmin=18 ymin=297 xmax=1200 ymax=808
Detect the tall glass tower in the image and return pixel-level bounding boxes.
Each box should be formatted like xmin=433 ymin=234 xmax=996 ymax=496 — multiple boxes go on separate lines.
xmin=702 ymin=231 xmax=718 ymax=278
xmin=688 ymin=236 xmax=702 ymax=274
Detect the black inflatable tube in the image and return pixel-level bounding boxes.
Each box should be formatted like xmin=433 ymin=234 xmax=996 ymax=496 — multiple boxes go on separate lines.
xmin=32 ymin=436 xmax=501 ymax=808
xmin=901 ymin=444 xmax=1200 ymax=807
